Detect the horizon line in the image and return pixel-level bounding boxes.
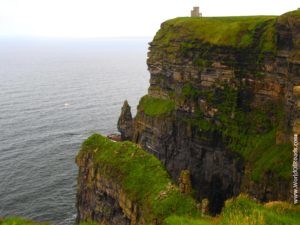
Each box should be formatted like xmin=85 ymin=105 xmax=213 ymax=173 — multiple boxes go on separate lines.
xmin=0 ymin=35 xmax=154 ymax=40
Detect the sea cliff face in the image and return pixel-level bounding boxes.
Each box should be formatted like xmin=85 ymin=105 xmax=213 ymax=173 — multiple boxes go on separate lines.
xmin=75 ymin=134 xmax=199 ymax=225
xmin=118 ymin=10 xmax=300 ymax=213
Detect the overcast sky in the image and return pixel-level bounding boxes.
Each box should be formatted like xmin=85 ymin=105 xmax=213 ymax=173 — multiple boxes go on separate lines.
xmin=0 ymin=0 xmax=299 ymax=38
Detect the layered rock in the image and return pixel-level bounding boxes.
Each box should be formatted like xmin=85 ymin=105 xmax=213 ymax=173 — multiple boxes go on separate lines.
xmin=119 ymin=10 xmax=300 ymax=214
xmin=76 ymin=152 xmax=139 ymax=225
xmin=76 ymin=134 xmax=199 ymax=225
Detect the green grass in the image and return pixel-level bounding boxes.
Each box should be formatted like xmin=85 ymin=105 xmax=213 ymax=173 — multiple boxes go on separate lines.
xmin=164 ymin=215 xmax=213 ymax=225
xmin=154 ymin=16 xmax=277 ymax=50
xmin=78 ymin=134 xmax=199 ymax=223
xmin=79 ymin=222 xmax=98 ymax=225
xmin=182 ymin=83 xmax=200 ymax=98
xmin=0 ymin=217 xmax=49 ymax=225
xmin=259 ymin=19 xmax=276 ymax=53
xmin=245 ymin=132 xmax=292 ymax=181
xmin=164 ymin=195 xmax=300 ymax=225
xmin=220 ymin=195 xmax=300 ymax=225
xmin=138 ymin=95 xmax=175 ymax=116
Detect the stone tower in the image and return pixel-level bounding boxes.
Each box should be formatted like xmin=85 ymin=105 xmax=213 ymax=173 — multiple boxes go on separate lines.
xmin=191 ymin=6 xmax=202 ymax=17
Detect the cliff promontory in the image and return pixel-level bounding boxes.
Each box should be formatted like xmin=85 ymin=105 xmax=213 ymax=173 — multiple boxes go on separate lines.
xmin=118 ymin=10 xmax=300 ymax=214
xmin=75 ymin=134 xmax=199 ymax=225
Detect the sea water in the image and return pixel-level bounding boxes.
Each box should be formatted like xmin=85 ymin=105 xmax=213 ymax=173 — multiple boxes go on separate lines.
xmin=0 ymin=37 xmax=150 ymax=224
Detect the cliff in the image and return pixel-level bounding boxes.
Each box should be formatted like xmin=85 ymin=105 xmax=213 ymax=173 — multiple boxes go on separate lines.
xmin=118 ymin=10 xmax=300 ymax=214
xmin=75 ymin=134 xmax=199 ymax=225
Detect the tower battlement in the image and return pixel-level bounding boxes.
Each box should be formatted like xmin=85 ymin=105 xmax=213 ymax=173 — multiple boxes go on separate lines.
xmin=191 ymin=6 xmax=202 ymax=17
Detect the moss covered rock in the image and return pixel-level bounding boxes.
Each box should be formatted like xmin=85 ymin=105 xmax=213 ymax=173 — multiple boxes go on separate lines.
xmin=76 ymin=134 xmax=200 ymax=225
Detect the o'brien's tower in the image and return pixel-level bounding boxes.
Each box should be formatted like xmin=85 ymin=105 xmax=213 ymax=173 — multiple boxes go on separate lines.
xmin=191 ymin=6 xmax=202 ymax=17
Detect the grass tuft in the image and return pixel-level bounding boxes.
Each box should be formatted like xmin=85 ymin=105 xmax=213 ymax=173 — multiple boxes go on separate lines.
xmin=0 ymin=217 xmax=49 ymax=225
xmin=138 ymin=95 xmax=175 ymax=116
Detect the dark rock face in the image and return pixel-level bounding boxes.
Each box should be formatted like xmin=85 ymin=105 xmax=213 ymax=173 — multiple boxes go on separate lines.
xmin=132 ymin=111 xmax=243 ymax=214
xmin=118 ymin=11 xmax=300 ymax=214
xmin=76 ymin=152 xmax=143 ymax=225
xmin=118 ymin=100 xmax=133 ymax=140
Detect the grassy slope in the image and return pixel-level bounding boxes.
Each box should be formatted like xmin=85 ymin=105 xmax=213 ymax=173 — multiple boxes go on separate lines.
xmin=165 ymin=195 xmax=300 ymax=225
xmin=153 ymin=16 xmax=277 ymax=51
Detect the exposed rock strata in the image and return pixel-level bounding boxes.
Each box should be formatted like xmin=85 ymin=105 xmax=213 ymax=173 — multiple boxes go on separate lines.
xmin=76 ymin=134 xmax=198 ymax=225
xmin=118 ymin=11 xmax=300 ymax=214
xmin=76 ymin=152 xmax=141 ymax=225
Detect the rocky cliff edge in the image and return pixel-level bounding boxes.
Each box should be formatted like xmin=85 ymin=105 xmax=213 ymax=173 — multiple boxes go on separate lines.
xmin=118 ymin=10 xmax=300 ymax=214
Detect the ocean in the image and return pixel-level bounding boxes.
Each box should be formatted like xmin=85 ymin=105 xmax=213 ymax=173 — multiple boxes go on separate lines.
xmin=0 ymin=37 xmax=150 ymax=224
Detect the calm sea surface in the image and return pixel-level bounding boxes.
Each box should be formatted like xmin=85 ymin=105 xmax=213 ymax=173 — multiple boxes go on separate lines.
xmin=0 ymin=38 xmax=150 ymax=224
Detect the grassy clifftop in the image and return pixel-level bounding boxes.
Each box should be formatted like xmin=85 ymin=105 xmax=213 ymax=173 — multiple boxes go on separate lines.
xmin=153 ymin=15 xmax=277 ymax=51
xmin=152 ymin=10 xmax=300 ymax=54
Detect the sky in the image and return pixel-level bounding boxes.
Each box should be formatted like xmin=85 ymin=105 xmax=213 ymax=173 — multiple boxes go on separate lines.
xmin=0 ymin=0 xmax=299 ymax=38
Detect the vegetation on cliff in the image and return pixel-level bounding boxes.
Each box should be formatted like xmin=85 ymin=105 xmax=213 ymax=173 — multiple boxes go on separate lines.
xmin=153 ymin=16 xmax=277 ymax=52
xmin=164 ymin=195 xmax=300 ymax=225
xmin=78 ymin=134 xmax=200 ymax=223
xmin=138 ymin=95 xmax=175 ymax=116
xmin=0 ymin=217 xmax=49 ymax=225
xmin=3 ymin=195 xmax=299 ymax=225
xmin=77 ymin=135 xmax=299 ymax=225
xmin=182 ymin=83 xmax=292 ymax=182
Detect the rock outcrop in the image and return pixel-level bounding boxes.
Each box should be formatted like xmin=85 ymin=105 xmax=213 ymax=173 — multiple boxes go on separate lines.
xmin=118 ymin=10 xmax=300 ymax=214
xmin=76 ymin=134 xmax=199 ymax=225
xmin=76 ymin=152 xmax=138 ymax=225
xmin=118 ymin=100 xmax=133 ymax=140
